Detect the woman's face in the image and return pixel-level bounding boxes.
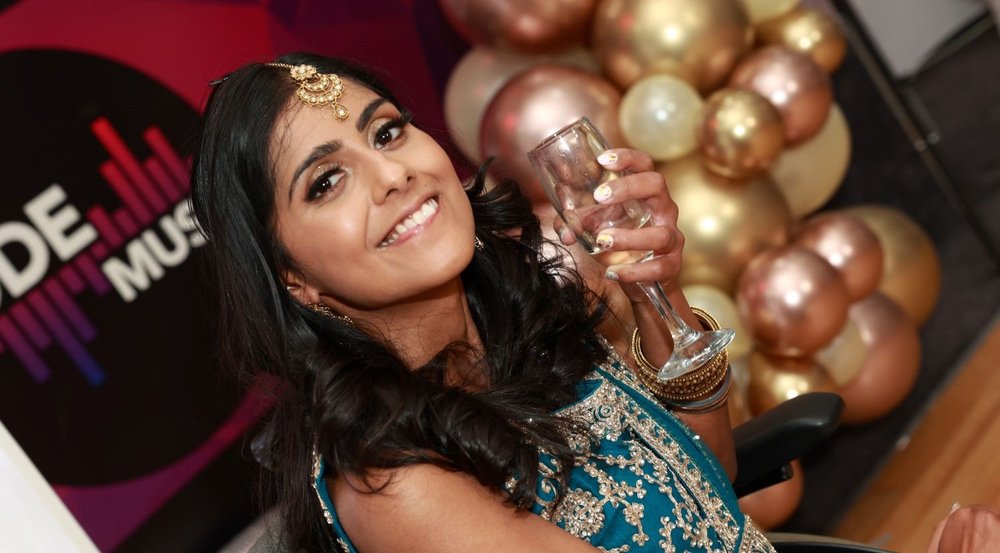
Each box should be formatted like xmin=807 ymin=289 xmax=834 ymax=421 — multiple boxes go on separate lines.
xmin=271 ymin=81 xmax=475 ymax=314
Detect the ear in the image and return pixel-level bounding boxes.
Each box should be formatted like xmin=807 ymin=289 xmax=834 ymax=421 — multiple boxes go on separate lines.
xmin=280 ymin=267 xmax=321 ymax=306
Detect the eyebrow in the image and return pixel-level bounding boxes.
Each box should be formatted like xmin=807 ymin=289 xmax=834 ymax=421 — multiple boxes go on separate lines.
xmin=287 ymin=98 xmax=392 ymax=203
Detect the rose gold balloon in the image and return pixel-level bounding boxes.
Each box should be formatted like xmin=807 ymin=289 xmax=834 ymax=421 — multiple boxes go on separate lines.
xmin=480 ymin=65 xmax=623 ymax=202
xmin=756 ymin=7 xmax=847 ymax=73
xmin=794 ymin=212 xmax=884 ymax=301
xmin=437 ymin=0 xmax=598 ymax=54
xmin=729 ymin=46 xmax=832 ymax=144
xmin=738 ymin=459 xmax=805 ymax=530
xmin=845 ymin=205 xmax=942 ymax=325
xmin=769 ymin=104 xmax=851 ymax=218
xmin=444 ymin=47 xmax=598 ymax=163
xmin=592 ymin=0 xmax=753 ymax=92
xmin=698 ymin=88 xmax=785 ymax=179
xmin=839 ymin=293 xmax=920 ymax=424
xmin=736 ymin=246 xmax=851 ymax=356
xmin=658 ymin=154 xmax=792 ymax=294
xmin=747 ymin=350 xmax=837 ymax=414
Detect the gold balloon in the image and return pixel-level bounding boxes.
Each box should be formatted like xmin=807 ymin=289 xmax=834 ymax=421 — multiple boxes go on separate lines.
xmin=592 ymin=0 xmax=753 ymax=92
xmin=682 ymin=284 xmax=753 ymax=360
xmin=839 ymin=293 xmax=921 ymax=424
xmin=729 ymin=46 xmax=833 ymax=144
xmin=794 ymin=212 xmax=883 ymax=301
xmin=736 ymin=246 xmax=851 ymax=356
xmin=845 ymin=206 xmax=941 ymax=325
xmin=444 ymin=47 xmax=598 ymax=163
xmin=619 ymin=75 xmax=704 ymax=162
xmin=769 ymin=104 xmax=851 ymax=218
xmin=738 ymin=0 xmax=799 ymax=25
xmin=756 ymin=7 xmax=847 ymax=73
xmin=738 ymin=459 xmax=805 ymax=530
xmin=728 ymin=355 xmax=753 ymax=426
xmin=698 ymin=88 xmax=785 ymax=179
xmin=747 ymin=350 xmax=837 ymax=414
xmin=658 ymin=154 xmax=792 ymax=294
xmin=814 ymin=319 xmax=866 ymax=386
xmin=437 ymin=0 xmax=598 ymax=54
xmin=480 ymin=65 xmax=623 ymax=202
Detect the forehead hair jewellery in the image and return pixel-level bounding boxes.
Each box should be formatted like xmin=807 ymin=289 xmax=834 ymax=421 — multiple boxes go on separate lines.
xmin=266 ymin=63 xmax=349 ymax=120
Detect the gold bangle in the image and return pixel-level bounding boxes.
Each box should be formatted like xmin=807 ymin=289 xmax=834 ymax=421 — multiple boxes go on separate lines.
xmin=629 ymin=328 xmax=730 ymax=402
xmin=690 ymin=306 xmax=721 ymax=331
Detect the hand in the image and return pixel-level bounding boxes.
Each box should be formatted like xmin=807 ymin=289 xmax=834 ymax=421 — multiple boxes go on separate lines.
xmin=927 ymin=504 xmax=1000 ymax=553
xmin=553 ymin=148 xmax=683 ymax=303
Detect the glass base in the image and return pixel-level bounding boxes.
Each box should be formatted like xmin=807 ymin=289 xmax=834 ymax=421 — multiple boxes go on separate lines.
xmin=656 ymin=328 xmax=735 ymax=381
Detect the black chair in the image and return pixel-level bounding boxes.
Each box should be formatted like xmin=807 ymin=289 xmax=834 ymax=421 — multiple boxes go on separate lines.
xmin=247 ymin=392 xmax=892 ymax=553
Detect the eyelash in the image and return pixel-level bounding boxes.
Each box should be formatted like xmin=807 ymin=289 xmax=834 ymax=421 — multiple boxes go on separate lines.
xmin=304 ymin=110 xmax=414 ymax=203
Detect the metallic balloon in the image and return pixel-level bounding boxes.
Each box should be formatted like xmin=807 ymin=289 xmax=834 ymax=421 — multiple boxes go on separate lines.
xmin=738 ymin=459 xmax=804 ymax=530
xmin=480 ymin=64 xmax=623 ymax=202
xmin=845 ymin=205 xmax=941 ymax=325
xmin=769 ymin=104 xmax=851 ymax=218
xmin=698 ymin=88 xmax=785 ymax=179
xmin=794 ymin=212 xmax=884 ymax=301
xmin=736 ymin=246 xmax=851 ymax=356
xmin=619 ymin=74 xmax=704 ymax=162
xmin=728 ymin=356 xmax=753 ymax=427
xmin=747 ymin=350 xmax=837 ymax=414
xmin=682 ymin=284 xmax=753 ymax=360
xmin=437 ymin=0 xmax=598 ymax=54
xmin=755 ymin=7 xmax=847 ymax=73
xmin=738 ymin=0 xmax=799 ymax=25
xmin=814 ymin=319 xmax=866 ymax=386
xmin=444 ymin=47 xmax=598 ymax=163
xmin=839 ymin=293 xmax=921 ymax=424
xmin=658 ymin=154 xmax=792 ymax=294
xmin=592 ymin=0 xmax=753 ymax=92
xmin=729 ymin=46 xmax=833 ymax=144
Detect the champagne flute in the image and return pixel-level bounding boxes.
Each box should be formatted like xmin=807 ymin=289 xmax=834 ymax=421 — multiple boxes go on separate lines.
xmin=528 ymin=117 xmax=734 ymax=380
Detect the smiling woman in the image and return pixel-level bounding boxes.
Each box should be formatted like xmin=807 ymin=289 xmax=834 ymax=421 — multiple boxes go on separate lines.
xmin=190 ymin=52 xmax=769 ymax=553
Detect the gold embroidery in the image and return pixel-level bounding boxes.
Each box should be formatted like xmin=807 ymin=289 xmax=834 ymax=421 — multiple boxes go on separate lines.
xmin=546 ymin=367 xmax=775 ymax=552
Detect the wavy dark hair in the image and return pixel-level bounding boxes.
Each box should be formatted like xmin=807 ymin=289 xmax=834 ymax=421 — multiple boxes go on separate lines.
xmin=191 ymin=52 xmax=606 ymax=552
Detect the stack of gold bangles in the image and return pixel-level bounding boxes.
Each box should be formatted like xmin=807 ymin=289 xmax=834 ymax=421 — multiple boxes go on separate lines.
xmin=630 ymin=307 xmax=732 ymax=413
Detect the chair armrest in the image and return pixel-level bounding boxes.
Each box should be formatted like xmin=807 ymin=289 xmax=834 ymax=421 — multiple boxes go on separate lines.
xmin=732 ymin=392 xmax=844 ymax=497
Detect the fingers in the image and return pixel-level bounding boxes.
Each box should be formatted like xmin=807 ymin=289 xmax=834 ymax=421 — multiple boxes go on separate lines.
xmin=551 ymin=217 xmax=577 ymax=245
xmin=598 ymin=148 xmax=654 ymax=174
xmin=593 ymin=171 xmax=677 ymax=224
xmin=605 ymin=252 xmax=682 ymax=285
xmin=595 ymin=225 xmax=680 ymax=257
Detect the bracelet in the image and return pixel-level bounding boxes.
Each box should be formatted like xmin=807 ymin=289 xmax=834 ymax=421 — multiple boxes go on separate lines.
xmin=629 ymin=306 xmax=731 ymax=407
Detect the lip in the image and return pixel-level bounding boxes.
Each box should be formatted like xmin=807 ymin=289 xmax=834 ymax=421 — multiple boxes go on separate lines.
xmin=378 ymin=194 xmax=440 ymax=249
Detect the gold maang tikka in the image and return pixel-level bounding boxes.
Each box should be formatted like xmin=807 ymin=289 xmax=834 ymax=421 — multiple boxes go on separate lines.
xmin=266 ymin=63 xmax=349 ymax=120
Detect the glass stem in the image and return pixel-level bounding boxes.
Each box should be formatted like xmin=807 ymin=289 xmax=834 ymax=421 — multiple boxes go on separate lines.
xmin=635 ymin=281 xmax=703 ymax=350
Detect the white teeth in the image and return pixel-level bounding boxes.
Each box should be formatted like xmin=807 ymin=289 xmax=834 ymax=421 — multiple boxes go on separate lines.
xmin=379 ymin=197 xmax=440 ymax=247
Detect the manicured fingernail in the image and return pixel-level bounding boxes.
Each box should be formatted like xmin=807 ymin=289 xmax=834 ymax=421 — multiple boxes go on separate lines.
xmin=605 ymin=269 xmax=619 ymax=281
xmin=594 ymin=183 xmax=613 ymax=202
xmin=950 ymin=502 xmax=961 ymax=513
xmin=597 ymin=151 xmax=618 ymax=166
xmin=596 ymin=232 xmax=614 ymax=249
xmin=558 ymin=227 xmax=574 ymax=243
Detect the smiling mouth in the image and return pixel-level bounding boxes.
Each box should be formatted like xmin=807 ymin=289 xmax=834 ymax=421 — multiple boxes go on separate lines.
xmin=379 ymin=196 xmax=440 ymax=248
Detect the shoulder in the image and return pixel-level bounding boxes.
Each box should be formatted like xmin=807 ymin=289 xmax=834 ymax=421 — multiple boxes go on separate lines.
xmin=330 ymin=464 xmax=598 ymax=553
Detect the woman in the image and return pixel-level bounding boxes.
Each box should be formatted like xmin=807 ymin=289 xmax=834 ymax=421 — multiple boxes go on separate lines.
xmin=192 ymin=51 xmax=769 ymax=553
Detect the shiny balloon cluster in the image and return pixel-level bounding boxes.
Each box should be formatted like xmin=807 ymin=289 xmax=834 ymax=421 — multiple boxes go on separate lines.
xmin=438 ymin=0 xmax=942 ymax=529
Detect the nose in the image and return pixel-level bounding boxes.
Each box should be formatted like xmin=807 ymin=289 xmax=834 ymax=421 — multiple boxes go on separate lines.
xmin=369 ymin=153 xmax=413 ymax=205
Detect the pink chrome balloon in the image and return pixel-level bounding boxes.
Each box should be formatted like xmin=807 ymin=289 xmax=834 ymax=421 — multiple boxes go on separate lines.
xmin=438 ymin=0 xmax=598 ymax=54
xmin=480 ymin=64 xmax=623 ymax=202
xmin=729 ymin=46 xmax=832 ymax=144
xmin=794 ymin=212 xmax=884 ymax=301
xmin=839 ymin=293 xmax=920 ymax=424
xmin=736 ymin=245 xmax=850 ymax=356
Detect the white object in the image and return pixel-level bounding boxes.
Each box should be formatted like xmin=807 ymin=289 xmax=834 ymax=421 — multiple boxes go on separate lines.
xmin=0 ymin=421 xmax=98 ymax=553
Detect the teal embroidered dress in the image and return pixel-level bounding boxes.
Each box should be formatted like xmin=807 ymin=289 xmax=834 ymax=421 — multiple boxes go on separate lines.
xmin=312 ymin=355 xmax=775 ymax=552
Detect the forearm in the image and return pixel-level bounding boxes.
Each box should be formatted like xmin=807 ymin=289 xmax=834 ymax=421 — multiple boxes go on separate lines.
xmin=630 ymin=287 xmax=738 ymax=481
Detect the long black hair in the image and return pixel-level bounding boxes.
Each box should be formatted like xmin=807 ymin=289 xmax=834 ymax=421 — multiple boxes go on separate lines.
xmin=191 ymin=52 xmax=606 ymax=552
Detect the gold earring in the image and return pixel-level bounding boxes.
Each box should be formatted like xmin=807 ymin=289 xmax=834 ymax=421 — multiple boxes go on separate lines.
xmin=307 ymin=302 xmax=354 ymax=327
xmin=265 ymin=62 xmax=349 ymax=120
